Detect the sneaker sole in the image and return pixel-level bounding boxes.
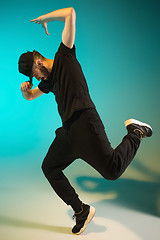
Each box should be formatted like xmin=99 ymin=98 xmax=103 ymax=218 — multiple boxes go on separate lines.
xmin=73 ymin=206 xmax=96 ymax=235
xmin=125 ymin=119 xmax=152 ymax=131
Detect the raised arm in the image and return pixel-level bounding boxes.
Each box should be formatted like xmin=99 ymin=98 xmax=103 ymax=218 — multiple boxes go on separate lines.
xmin=31 ymin=7 xmax=76 ymax=48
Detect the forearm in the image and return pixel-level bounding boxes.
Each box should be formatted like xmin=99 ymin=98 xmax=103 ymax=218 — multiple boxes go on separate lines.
xmin=21 ymin=90 xmax=32 ymax=100
xmin=31 ymin=7 xmax=76 ymax=48
xmin=41 ymin=7 xmax=74 ymax=23
xmin=20 ymin=82 xmax=33 ymax=100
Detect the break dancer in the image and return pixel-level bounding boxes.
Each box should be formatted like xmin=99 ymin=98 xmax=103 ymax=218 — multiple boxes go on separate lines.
xmin=18 ymin=7 xmax=152 ymax=235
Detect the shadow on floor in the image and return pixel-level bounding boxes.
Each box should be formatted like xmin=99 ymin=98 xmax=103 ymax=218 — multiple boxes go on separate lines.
xmin=76 ymin=157 xmax=160 ymax=217
xmin=76 ymin=176 xmax=160 ymax=217
xmin=0 ymin=215 xmax=72 ymax=235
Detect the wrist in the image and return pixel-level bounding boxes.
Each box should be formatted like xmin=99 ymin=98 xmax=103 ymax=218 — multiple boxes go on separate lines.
xmin=40 ymin=15 xmax=46 ymax=22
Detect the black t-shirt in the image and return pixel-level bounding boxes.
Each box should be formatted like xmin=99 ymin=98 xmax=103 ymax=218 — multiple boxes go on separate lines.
xmin=38 ymin=42 xmax=95 ymax=123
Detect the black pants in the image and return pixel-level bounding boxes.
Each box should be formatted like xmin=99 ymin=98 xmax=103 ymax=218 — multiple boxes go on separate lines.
xmin=41 ymin=108 xmax=140 ymax=208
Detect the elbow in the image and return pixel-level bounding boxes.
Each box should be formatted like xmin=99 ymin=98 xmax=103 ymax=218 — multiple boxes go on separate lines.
xmin=70 ymin=7 xmax=76 ymax=20
xmin=25 ymin=97 xmax=33 ymax=101
xmin=24 ymin=94 xmax=33 ymax=101
xmin=28 ymin=94 xmax=33 ymax=101
xmin=70 ymin=7 xmax=76 ymax=14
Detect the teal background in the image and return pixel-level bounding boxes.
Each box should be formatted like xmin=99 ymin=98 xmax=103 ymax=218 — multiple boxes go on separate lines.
xmin=1 ymin=0 xmax=160 ymax=218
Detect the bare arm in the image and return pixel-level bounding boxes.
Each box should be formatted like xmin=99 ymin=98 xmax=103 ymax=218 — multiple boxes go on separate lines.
xmin=31 ymin=7 xmax=76 ymax=48
xmin=20 ymin=82 xmax=44 ymax=100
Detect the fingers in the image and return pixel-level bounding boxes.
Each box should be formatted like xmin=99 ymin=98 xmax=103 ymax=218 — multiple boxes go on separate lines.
xmin=30 ymin=18 xmax=49 ymax=35
xmin=43 ymin=22 xmax=49 ymax=35
xmin=30 ymin=20 xmax=40 ymax=24
xmin=20 ymin=82 xmax=32 ymax=92
xmin=28 ymin=83 xmax=33 ymax=89
xmin=30 ymin=19 xmax=38 ymax=23
xmin=30 ymin=17 xmax=41 ymax=24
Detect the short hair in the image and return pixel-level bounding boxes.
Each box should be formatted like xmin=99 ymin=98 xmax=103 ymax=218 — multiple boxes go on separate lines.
xmin=33 ymin=50 xmax=45 ymax=62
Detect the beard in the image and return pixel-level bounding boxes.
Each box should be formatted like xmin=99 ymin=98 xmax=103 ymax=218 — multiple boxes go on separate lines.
xmin=39 ymin=65 xmax=50 ymax=80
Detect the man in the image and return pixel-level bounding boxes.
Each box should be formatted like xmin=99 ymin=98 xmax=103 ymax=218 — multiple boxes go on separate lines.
xmin=18 ymin=7 xmax=152 ymax=235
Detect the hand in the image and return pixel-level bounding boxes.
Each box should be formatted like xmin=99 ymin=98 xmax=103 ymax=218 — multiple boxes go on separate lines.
xmin=20 ymin=81 xmax=33 ymax=92
xmin=30 ymin=16 xmax=49 ymax=35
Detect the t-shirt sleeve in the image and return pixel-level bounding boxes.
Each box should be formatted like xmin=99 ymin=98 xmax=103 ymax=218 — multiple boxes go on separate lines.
xmin=57 ymin=42 xmax=76 ymax=57
xmin=38 ymin=42 xmax=76 ymax=94
xmin=38 ymin=80 xmax=50 ymax=94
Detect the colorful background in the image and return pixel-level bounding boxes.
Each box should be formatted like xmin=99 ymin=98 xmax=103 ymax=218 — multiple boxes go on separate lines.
xmin=0 ymin=0 xmax=160 ymax=239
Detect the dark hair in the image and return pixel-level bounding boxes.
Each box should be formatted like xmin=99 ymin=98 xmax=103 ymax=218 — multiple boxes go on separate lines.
xmin=33 ymin=50 xmax=45 ymax=62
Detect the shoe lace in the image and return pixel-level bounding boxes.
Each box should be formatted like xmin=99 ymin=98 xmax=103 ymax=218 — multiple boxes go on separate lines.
xmin=72 ymin=204 xmax=84 ymax=220
xmin=134 ymin=129 xmax=143 ymax=140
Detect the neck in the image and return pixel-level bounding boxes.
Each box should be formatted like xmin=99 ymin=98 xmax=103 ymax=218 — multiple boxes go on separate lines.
xmin=43 ymin=58 xmax=54 ymax=73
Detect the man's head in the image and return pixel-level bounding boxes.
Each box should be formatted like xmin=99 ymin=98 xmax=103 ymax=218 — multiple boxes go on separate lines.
xmin=18 ymin=50 xmax=50 ymax=83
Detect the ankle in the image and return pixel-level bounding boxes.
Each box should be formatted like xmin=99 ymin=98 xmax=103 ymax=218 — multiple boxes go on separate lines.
xmin=134 ymin=129 xmax=143 ymax=140
xmin=71 ymin=199 xmax=83 ymax=213
xmin=73 ymin=203 xmax=84 ymax=219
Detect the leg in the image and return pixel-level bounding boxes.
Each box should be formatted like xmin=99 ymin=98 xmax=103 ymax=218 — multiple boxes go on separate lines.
xmin=70 ymin=108 xmax=141 ymax=180
xmin=41 ymin=127 xmax=81 ymax=208
xmin=68 ymin=109 xmax=152 ymax=234
xmin=42 ymin=126 xmax=95 ymax=235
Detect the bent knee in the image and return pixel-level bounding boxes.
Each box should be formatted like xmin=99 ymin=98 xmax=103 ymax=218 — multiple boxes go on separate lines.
xmin=41 ymin=160 xmax=47 ymax=174
xmin=103 ymin=170 xmax=122 ymax=181
xmin=41 ymin=160 xmax=61 ymax=180
xmin=41 ymin=160 xmax=52 ymax=177
xmin=108 ymin=174 xmax=121 ymax=181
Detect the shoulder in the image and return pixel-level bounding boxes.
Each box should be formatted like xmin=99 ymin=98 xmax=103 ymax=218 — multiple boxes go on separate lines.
xmin=57 ymin=42 xmax=76 ymax=57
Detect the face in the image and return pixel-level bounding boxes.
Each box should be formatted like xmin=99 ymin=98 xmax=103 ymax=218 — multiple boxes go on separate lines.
xmin=32 ymin=61 xmax=50 ymax=81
